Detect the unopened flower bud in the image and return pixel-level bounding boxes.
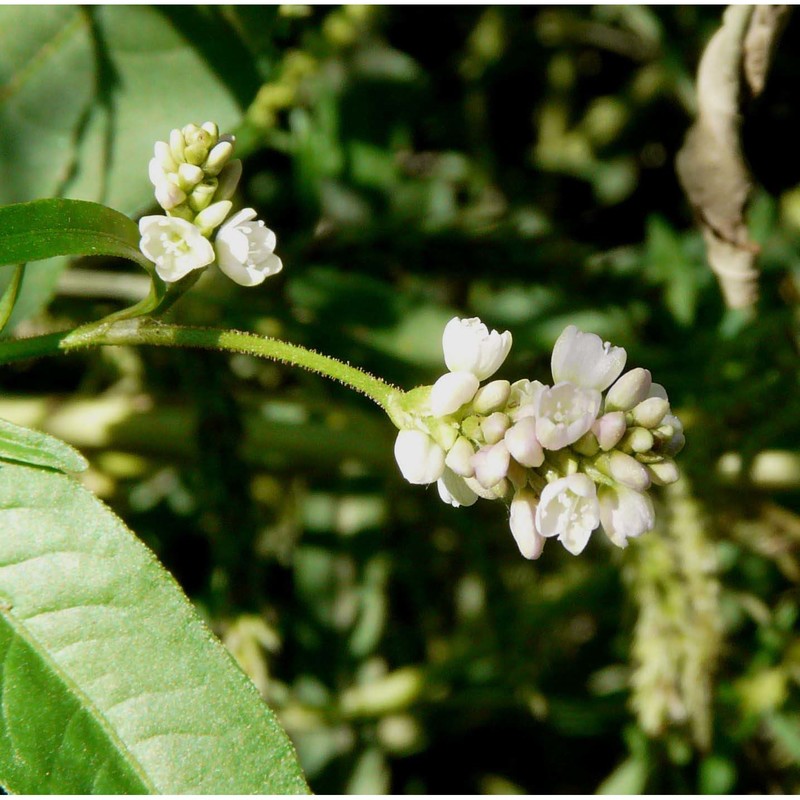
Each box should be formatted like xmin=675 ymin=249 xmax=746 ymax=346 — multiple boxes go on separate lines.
xmin=430 ymin=371 xmax=479 ymax=417
xmin=204 ymin=141 xmax=234 ymax=176
xmin=572 ymin=431 xmax=600 ymax=457
xmin=437 ymin=468 xmax=478 ymax=507
xmin=215 ymin=159 xmax=243 ymax=201
xmin=149 ymin=158 xmax=167 ymax=187
xmin=631 ymin=396 xmax=670 ymax=429
xmin=621 ymin=426 xmax=654 ymax=454
xmin=155 ymin=180 xmax=186 ymax=210
xmin=605 ymin=368 xmax=652 ymax=412
xmin=509 ymin=487 xmax=545 ymax=560
xmin=609 ymin=451 xmax=650 ymax=491
xmin=504 ymin=417 xmax=544 ymax=468
xmin=193 ymin=200 xmax=232 ymax=235
xmin=472 ymin=441 xmax=510 ymax=489
xmin=177 ymin=163 xmax=204 ymax=191
xmin=169 ymin=128 xmax=186 ymax=163
xmin=445 ymin=436 xmax=475 ymax=477
xmin=593 ymin=411 xmax=626 ymax=451
xmin=473 ymin=379 xmax=511 ymax=414
xmin=647 ymin=459 xmax=679 ymax=485
xmin=182 ymin=123 xmax=200 ymax=141
xmin=184 ymin=142 xmax=208 ymax=166
xmin=201 ymin=121 xmax=219 ymax=140
xmin=154 ymin=141 xmax=177 ymax=171
xmin=188 ymin=180 xmax=219 ymax=213
xmin=481 ymin=412 xmax=511 ymax=444
xmin=394 ymin=430 xmax=445 ymax=485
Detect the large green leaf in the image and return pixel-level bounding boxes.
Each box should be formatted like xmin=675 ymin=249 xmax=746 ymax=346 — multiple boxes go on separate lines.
xmin=0 ymin=199 xmax=150 ymax=271
xmin=0 ymin=462 xmax=310 ymax=794
xmin=0 ymin=417 xmax=87 ymax=473
xmin=0 ymin=7 xmax=95 ymax=205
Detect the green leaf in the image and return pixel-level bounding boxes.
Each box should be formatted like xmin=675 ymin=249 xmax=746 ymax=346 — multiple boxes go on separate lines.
xmin=0 ymin=257 xmax=69 ymax=337
xmin=0 ymin=418 xmax=88 ymax=473
xmin=0 ymin=461 xmax=310 ymax=794
xmin=0 ymin=7 xmax=95 ymax=205
xmin=0 ymin=264 xmax=24 ymax=334
xmin=0 ymin=199 xmax=150 ymax=271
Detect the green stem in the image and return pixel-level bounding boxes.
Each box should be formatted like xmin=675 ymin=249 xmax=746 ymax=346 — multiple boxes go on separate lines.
xmin=0 ymin=318 xmax=403 ymax=414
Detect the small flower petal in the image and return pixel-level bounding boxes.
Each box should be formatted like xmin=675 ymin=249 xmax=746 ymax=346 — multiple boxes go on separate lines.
xmin=551 ymin=325 xmax=627 ymax=391
xmin=598 ymin=485 xmax=654 ymax=548
xmin=437 ymin=468 xmax=478 ymax=507
xmin=442 ymin=317 xmax=512 ymax=381
xmin=535 ymin=474 xmax=600 ymax=555
xmin=504 ymin=417 xmax=544 ymax=468
xmin=215 ymin=208 xmax=283 ymax=287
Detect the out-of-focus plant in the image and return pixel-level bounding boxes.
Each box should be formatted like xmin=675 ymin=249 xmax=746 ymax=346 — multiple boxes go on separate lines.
xmin=1 ymin=4 xmax=800 ymax=795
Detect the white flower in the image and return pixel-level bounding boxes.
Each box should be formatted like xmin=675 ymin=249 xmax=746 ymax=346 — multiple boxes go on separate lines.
xmin=535 ymin=382 xmax=601 ymax=451
xmin=598 ymin=485 xmax=654 ymax=548
xmin=214 ymin=208 xmax=283 ymax=287
xmin=394 ymin=429 xmax=445 ymax=485
xmin=139 ymin=215 xmax=215 ymax=283
xmin=535 ymin=474 xmax=600 ymax=555
xmin=509 ymin=487 xmax=545 ymax=560
xmin=551 ymin=325 xmax=626 ymax=392
xmin=429 ymin=371 xmax=480 ymax=417
xmin=442 ymin=317 xmax=512 ymax=381
xmin=437 ymin=468 xmax=478 ymax=508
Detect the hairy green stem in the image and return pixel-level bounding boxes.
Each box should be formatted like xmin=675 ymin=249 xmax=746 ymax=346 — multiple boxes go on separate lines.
xmin=0 ymin=319 xmax=403 ymax=415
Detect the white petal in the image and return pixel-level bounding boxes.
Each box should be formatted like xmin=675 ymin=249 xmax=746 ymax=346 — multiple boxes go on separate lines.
xmin=504 ymin=417 xmax=544 ymax=468
xmin=445 ymin=436 xmax=475 ymax=477
xmin=605 ymin=368 xmax=652 ymax=411
xmin=472 ymin=441 xmax=510 ymax=489
xmin=437 ymin=468 xmax=478 ymax=507
xmin=551 ymin=325 xmax=627 ymax=391
xmin=429 ymin=371 xmax=480 ymax=417
xmin=442 ymin=317 xmax=512 ymax=381
xmin=394 ymin=430 xmax=445 ymax=485
xmin=535 ymin=383 xmax=601 ymax=450
xmin=535 ymin=474 xmax=600 ymax=555
xmin=599 ymin=485 xmax=654 ymax=548
xmin=509 ymin=488 xmax=545 ymax=559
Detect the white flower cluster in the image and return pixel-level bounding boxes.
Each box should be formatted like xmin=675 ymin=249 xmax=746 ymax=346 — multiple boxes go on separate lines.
xmin=394 ymin=318 xmax=684 ymax=560
xmin=139 ymin=122 xmax=282 ymax=287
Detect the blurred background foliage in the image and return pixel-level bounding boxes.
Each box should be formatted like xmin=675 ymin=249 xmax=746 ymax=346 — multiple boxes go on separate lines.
xmin=1 ymin=4 xmax=800 ymax=793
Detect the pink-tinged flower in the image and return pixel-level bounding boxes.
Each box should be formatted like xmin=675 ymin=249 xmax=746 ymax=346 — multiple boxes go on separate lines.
xmin=535 ymin=474 xmax=600 ymax=555
xmin=535 ymin=382 xmax=601 ymax=450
